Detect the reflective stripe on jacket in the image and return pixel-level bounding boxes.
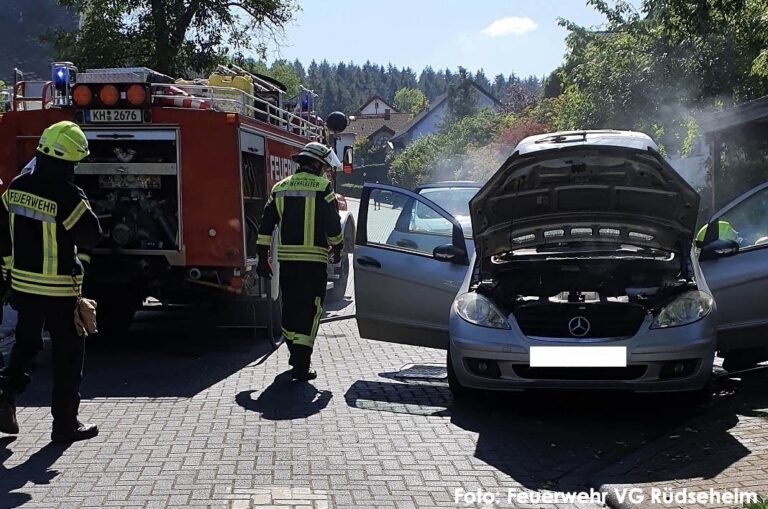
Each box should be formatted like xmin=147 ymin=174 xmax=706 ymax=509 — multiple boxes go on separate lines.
xmin=0 ymin=164 xmax=102 ymax=297
xmin=257 ymin=169 xmax=343 ymax=264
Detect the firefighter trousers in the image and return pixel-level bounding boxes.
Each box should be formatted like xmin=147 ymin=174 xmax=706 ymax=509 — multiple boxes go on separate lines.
xmin=1 ymin=292 xmax=85 ymax=430
xmin=279 ymin=261 xmax=327 ymax=374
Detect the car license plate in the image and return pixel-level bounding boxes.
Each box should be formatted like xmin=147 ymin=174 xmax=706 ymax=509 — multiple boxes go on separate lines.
xmin=88 ymin=109 xmax=142 ymax=123
xmin=529 ymin=346 xmax=627 ymax=367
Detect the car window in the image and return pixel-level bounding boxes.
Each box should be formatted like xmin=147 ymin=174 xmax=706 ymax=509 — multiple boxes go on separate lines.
xmin=418 ymin=187 xmax=478 ymax=237
xmin=366 ymin=188 xmax=453 ymax=255
xmin=414 ymin=200 xmax=443 ymax=219
xmin=409 ymin=205 xmax=454 ymax=236
xmin=418 ymin=188 xmax=477 ymax=218
xmin=718 ymin=186 xmax=768 ymax=250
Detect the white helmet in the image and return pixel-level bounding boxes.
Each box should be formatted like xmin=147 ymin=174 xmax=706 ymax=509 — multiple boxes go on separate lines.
xmin=292 ymin=142 xmax=341 ymax=169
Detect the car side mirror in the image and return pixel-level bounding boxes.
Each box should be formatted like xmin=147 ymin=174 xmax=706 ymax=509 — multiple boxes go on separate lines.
xmin=433 ymin=244 xmax=467 ymax=264
xmin=699 ymin=238 xmax=739 ymax=261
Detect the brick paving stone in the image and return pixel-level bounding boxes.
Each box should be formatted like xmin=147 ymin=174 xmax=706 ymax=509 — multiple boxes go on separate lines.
xmin=2 ymin=281 xmax=767 ymax=509
xmin=594 ymin=372 xmax=768 ymax=509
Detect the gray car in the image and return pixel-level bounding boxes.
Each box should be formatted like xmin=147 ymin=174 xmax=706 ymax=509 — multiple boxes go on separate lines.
xmin=354 ymin=130 xmax=766 ymax=396
xmin=697 ymin=181 xmax=768 ymax=370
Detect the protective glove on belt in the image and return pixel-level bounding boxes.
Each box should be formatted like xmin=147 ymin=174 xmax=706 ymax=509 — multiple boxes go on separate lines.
xmin=256 ymin=245 xmax=272 ymax=279
xmin=329 ymin=243 xmax=344 ymax=265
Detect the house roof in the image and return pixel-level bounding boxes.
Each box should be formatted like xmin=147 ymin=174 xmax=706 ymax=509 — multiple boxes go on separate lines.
xmin=347 ymin=112 xmax=412 ymax=139
xmin=357 ymin=94 xmax=398 ymax=114
xmin=369 ymin=125 xmax=396 ymax=137
xmin=699 ymin=95 xmax=768 ymax=135
xmin=390 ymin=93 xmax=448 ymax=142
xmin=391 ymin=81 xmax=502 ymax=143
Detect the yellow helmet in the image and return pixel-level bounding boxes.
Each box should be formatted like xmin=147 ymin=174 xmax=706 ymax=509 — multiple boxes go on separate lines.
xmin=695 ymin=220 xmax=739 ymax=243
xmin=37 ymin=121 xmax=89 ymax=162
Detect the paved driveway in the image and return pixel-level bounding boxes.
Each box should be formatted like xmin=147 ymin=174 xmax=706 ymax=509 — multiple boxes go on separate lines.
xmin=1 ymin=206 xmax=767 ymax=508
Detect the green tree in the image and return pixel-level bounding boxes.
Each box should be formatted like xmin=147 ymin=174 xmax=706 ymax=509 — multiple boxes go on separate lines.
xmin=393 ymin=87 xmax=428 ymax=117
xmin=389 ymin=135 xmax=444 ymax=188
xmin=390 ymin=109 xmax=517 ymax=188
xmin=352 ymin=136 xmax=387 ymax=166
xmin=554 ymin=0 xmax=768 ymax=153
xmin=441 ymin=67 xmax=478 ymax=129
xmin=51 ymin=0 xmax=296 ymax=76
xmin=239 ymin=59 xmax=300 ymax=97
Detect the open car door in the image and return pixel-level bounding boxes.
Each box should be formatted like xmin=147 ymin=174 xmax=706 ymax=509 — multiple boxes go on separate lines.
xmin=354 ymin=184 xmax=473 ymax=349
xmin=699 ymin=182 xmax=768 ymax=365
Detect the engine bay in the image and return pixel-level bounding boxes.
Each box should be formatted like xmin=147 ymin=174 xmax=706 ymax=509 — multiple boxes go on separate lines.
xmin=471 ymin=252 xmax=698 ymax=338
xmin=475 ymin=252 xmax=696 ymax=310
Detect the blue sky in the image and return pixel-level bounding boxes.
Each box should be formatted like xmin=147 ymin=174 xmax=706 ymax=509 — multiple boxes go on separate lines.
xmin=263 ymin=1 xmax=614 ymax=78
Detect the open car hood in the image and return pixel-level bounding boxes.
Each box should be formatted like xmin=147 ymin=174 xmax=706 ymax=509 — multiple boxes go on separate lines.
xmin=470 ymin=131 xmax=700 ymax=274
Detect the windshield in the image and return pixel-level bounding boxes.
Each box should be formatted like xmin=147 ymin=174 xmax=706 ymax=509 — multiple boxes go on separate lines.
xmin=417 ymin=187 xmax=479 ymax=236
xmin=419 ymin=186 xmax=478 ymax=215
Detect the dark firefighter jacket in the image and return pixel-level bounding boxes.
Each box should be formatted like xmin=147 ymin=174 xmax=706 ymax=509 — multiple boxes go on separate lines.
xmin=257 ymin=169 xmax=343 ymax=264
xmin=0 ymin=155 xmax=102 ymax=297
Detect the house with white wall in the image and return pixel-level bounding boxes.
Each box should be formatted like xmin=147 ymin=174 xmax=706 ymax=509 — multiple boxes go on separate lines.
xmin=390 ymin=82 xmax=502 ymax=149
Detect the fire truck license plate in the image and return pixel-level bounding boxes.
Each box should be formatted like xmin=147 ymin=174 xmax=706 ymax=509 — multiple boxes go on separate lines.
xmin=88 ymin=109 xmax=142 ymax=123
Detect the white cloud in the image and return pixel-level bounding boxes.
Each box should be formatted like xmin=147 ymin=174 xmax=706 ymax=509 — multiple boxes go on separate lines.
xmin=481 ymin=16 xmax=538 ymax=37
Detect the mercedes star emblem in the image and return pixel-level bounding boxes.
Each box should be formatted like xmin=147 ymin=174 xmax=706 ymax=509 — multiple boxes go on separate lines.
xmin=568 ymin=316 xmax=591 ymax=337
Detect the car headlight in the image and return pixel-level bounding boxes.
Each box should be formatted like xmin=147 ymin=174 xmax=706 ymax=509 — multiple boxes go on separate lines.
xmin=454 ymin=292 xmax=510 ymax=329
xmin=651 ymin=290 xmax=714 ymax=329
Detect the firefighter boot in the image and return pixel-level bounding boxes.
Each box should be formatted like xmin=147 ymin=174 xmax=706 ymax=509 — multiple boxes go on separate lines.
xmin=285 ymin=338 xmax=296 ymax=367
xmin=292 ymin=368 xmax=317 ymax=381
xmin=51 ymin=421 xmax=99 ymax=443
xmin=0 ymin=374 xmax=19 ymax=435
xmin=290 ymin=345 xmax=317 ymax=381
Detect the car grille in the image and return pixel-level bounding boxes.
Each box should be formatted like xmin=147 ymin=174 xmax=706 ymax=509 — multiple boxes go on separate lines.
xmin=513 ymin=302 xmax=646 ymax=338
xmin=513 ymin=365 xmax=647 ymax=380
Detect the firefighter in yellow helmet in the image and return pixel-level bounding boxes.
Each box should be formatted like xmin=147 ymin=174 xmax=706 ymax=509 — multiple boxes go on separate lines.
xmin=256 ymin=142 xmax=343 ymax=381
xmin=695 ymin=220 xmax=740 ymax=247
xmin=0 ymin=121 xmax=102 ymax=442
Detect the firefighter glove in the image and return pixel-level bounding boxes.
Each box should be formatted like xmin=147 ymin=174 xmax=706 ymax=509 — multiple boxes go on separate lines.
xmin=256 ymin=245 xmax=272 ymax=279
xmin=329 ymin=243 xmax=344 ymax=265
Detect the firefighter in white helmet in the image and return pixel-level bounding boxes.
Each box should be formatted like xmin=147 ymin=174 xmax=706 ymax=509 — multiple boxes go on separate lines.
xmin=256 ymin=142 xmax=343 ymax=381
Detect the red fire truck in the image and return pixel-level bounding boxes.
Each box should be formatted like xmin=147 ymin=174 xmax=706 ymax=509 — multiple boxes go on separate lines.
xmin=0 ymin=63 xmax=355 ymax=339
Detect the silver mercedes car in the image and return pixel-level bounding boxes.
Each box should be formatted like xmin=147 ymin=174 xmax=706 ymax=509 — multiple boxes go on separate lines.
xmin=354 ymin=130 xmax=768 ymax=397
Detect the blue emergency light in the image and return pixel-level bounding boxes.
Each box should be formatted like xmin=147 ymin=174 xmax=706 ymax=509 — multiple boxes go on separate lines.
xmin=51 ymin=61 xmax=78 ymax=100
xmin=300 ymin=90 xmax=313 ymax=111
xmin=52 ymin=65 xmax=70 ymax=92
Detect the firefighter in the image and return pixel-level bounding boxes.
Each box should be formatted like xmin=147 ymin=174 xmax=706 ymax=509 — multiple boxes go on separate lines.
xmin=256 ymin=142 xmax=343 ymax=381
xmin=695 ymin=220 xmax=740 ymax=246
xmin=0 ymin=121 xmax=102 ymax=442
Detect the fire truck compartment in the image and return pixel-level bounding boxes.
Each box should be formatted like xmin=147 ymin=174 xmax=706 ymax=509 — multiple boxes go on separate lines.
xmin=76 ymin=128 xmax=180 ymax=251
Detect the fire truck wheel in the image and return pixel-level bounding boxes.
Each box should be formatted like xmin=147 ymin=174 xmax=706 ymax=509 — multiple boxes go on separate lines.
xmin=224 ymin=295 xmax=282 ymax=343
xmin=95 ymin=300 xmax=138 ymax=341
xmin=326 ymin=252 xmax=349 ymax=303
xmin=89 ymin=289 xmax=142 ymax=342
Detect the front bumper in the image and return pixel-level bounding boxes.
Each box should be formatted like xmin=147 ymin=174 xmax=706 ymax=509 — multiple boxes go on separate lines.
xmin=449 ymin=313 xmax=717 ymax=393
